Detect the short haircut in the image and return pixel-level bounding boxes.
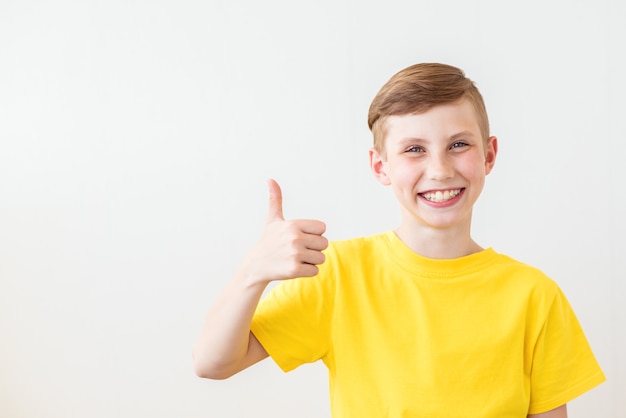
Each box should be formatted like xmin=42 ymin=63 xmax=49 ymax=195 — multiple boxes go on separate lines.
xmin=367 ymin=63 xmax=490 ymax=157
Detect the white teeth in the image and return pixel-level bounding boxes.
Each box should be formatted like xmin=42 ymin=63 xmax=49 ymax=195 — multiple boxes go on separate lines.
xmin=422 ymin=189 xmax=461 ymax=202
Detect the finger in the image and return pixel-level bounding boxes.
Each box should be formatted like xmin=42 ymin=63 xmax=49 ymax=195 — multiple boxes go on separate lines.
xmin=266 ymin=178 xmax=284 ymax=222
xmin=304 ymin=234 xmax=329 ymax=252
xmin=292 ymin=219 xmax=326 ymax=236
xmin=300 ymin=248 xmax=326 ymax=266
xmin=293 ymin=263 xmax=320 ymax=278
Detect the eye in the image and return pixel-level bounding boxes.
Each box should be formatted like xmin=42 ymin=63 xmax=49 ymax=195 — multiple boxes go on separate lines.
xmin=450 ymin=141 xmax=469 ymax=150
xmin=405 ymin=145 xmax=425 ymax=153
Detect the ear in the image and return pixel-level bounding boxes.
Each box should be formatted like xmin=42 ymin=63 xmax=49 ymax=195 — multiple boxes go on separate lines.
xmin=484 ymin=136 xmax=498 ymax=175
xmin=369 ymin=148 xmax=391 ymax=186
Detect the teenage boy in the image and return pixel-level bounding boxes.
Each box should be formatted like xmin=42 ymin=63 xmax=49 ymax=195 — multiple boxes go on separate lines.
xmin=193 ymin=62 xmax=605 ymax=418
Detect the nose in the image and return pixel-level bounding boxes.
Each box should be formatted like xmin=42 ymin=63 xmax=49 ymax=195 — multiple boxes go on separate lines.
xmin=426 ymin=153 xmax=454 ymax=181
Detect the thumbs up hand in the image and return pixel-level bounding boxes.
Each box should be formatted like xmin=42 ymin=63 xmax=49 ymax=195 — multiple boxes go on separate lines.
xmin=243 ymin=179 xmax=329 ymax=284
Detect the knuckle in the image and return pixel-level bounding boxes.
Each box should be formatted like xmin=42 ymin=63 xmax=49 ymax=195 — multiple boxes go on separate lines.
xmin=284 ymin=263 xmax=300 ymax=278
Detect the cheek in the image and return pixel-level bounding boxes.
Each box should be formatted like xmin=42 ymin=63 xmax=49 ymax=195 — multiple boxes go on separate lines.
xmin=466 ymin=165 xmax=487 ymax=191
xmin=459 ymin=154 xmax=488 ymax=177
xmin=389 ymin=161 xmax=422 ymax=184
xmin=464 ymin=164 xmax=484 ymax=179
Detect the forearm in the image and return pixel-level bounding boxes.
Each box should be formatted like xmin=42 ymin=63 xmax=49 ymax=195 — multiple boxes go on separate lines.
xmin=528 ymin=404 xmax=567 ymax=418
xmin=192 ymin=264 xmax=269 ymax=379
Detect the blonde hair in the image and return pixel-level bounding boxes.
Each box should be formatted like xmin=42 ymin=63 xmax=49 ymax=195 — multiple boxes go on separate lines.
xmin=368 ymin=63 xmax=490 ymax=157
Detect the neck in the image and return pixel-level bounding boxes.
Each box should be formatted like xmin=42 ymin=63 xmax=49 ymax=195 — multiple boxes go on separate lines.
xmin=394 ymin=221 xmax=483 ymax=260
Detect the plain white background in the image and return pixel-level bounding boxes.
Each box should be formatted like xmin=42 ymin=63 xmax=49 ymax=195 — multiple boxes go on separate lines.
xmin=1 ymin=1 xmax=624 ymax=417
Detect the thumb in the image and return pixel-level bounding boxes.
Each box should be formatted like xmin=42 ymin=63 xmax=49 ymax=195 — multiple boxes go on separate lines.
xmin=266 ymin=178 xmax=284 ymax=222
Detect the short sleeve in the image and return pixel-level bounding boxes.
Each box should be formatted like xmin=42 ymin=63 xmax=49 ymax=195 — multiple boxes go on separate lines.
xmin=528 ymin=286 xmax=606 ymax=414
xmin=250 ymin=256 xmax=336 ymax=372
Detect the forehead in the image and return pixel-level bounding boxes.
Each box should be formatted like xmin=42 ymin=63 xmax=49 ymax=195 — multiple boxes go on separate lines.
xmin=384 ymin=100 xmax=481 ymax=143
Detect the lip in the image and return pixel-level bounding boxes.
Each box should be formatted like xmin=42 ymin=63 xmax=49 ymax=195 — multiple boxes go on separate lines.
xmin=418 ymin=188 xmax=465 ymax=207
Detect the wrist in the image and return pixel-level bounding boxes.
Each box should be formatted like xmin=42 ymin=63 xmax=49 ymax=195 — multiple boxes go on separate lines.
xmin=235 ymin=258 xmax=273 ymax=290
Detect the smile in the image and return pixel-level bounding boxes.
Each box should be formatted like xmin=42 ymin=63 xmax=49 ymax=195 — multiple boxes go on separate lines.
xmin=421 ymin=189 xmax=462 ymax=203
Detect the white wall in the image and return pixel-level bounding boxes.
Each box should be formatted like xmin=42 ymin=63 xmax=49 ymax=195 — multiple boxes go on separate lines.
xmin=1 ymin=1 xmax=624 ymax=417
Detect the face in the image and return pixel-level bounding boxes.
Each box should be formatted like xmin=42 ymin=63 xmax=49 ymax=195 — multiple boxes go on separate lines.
xmin=370 ymin=99 xmax=497 ymax=231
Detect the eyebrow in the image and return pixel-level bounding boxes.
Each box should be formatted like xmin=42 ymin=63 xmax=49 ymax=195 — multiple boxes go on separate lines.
xmin=398 ymin=130 xmax=477 ymax=146
xmin=449 ymin=130 xmax=477 ymax=140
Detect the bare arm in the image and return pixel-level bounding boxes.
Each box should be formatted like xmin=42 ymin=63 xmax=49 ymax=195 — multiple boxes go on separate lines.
xmin=528 ymin=404 xmax=567 ymax=418
xmin=191 ymin=266 xmax=269 ymax=380
xmin=192 ymin=179 xmax=328 ymax=379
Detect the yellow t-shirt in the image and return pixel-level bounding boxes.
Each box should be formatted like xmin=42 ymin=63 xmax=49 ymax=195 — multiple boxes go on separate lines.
xmin=251 ymin=231 xmax=605 ymax=417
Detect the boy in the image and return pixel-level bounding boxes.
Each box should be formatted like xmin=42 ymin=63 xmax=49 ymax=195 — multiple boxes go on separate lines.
xmin=193 ymin=63 xmax=605 ymax=417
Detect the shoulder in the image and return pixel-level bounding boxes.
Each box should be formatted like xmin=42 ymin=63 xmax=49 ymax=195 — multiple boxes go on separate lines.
xmin=313 ymin=232 xmax=393 ymax=283
xmin=326 ymin=231 xmax=391 ymax=255
xmin=323 ymin=232 xmax=391 ymax=267
xmin=272 ymin=233 xmax=390 ymax=294
xmin=491 ymin=252 xmax=553 ymax=281
xmin=489 ymin=251 xmax=561 ymax=305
